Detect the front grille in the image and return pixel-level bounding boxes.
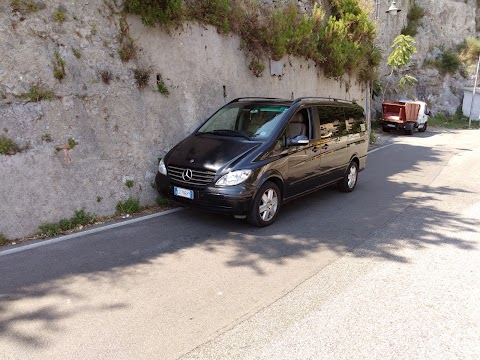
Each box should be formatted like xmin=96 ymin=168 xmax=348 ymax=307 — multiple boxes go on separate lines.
xmin=168 ymin=165 xmax=216 ymax=187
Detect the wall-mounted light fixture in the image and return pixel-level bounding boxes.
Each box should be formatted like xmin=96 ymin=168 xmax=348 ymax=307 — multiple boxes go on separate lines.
xmin=375 ymin=0 xmax=402 ymax=19
xmin=386 ymin=1 xmax=401 ymax=16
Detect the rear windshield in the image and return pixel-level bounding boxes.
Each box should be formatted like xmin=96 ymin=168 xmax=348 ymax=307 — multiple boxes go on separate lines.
xmin=197 ymin=103 xmax=290 ymax=140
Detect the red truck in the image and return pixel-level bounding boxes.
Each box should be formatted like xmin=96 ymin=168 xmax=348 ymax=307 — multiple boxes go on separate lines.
xmin=381 ymin=100 xmax=430 ymax=135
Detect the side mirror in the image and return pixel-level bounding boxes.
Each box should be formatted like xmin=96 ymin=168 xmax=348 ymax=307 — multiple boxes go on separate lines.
xmin=427 ymin=111 xmax=432 ymax=116
xmin=287 ymin=135 xmax=309 ymax=146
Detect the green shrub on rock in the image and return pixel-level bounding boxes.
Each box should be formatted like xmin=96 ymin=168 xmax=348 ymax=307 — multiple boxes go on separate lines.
xmin=123 ymin=0 xmax=380 ymax=81
xmin=0 ymin=135 xmax=20 ymax=155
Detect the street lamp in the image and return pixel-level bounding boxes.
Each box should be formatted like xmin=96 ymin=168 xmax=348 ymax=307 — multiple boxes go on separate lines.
xmin=468 ymin=54 xmax=480 ymax=129
xmin=369 ymin=0 xmax=402 ymax=141
xmin=375 ymin=0 xmax=402 ymax=20
xmin=386 ymin=1 xmax=401 ymax=16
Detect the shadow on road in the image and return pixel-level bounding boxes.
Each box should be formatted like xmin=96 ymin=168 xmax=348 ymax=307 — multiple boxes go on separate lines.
xmin=0 ymin=135 xmax=478 ymax=348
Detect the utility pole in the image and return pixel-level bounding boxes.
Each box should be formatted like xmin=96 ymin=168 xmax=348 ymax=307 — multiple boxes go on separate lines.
xmin=468 ymin=54 xmax=480 ymax=129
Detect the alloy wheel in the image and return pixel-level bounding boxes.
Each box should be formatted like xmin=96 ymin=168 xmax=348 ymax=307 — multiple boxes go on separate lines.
xmin=347 ymin=165 xmax=357 ymax=189
xmin=259 ymin=188 xmax=278 ymax=222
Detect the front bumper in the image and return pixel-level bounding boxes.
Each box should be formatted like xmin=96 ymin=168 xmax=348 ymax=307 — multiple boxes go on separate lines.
xmin=155 ymin=172 xmax=254 ymax=215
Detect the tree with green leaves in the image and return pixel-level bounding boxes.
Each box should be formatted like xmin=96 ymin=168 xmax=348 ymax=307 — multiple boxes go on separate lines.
xmin=383 ymin=34 xmax=417 ymax=99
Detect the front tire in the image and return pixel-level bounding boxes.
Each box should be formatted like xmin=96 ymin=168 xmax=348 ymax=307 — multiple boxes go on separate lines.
xmin=247 ymin=181 xmax=281 ymax=227
xmin=338 ymin=161 xmax=359 ymax=192
xmin=418 ymin=122 xmax=427 ymax=132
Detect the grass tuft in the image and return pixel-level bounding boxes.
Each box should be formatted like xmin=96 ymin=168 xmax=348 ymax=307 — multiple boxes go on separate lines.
xmin=156 ymin=195 xmax=172 ymax=207
xmin=123 ymin=0 xmax=184 ymax=28
xmin=425 ymin=49 xmax=462 ymax=76
xmin=53 ymin=8 xmax=66 ymax=23
xmin=117 ymin=16 xmax=137 ymax=62
xmin=118 ymin=41 xmax=136 ymax=62
xmin=248 ymin=58 xmax=264 ymax=77
xmin=459 ymin=37 xmax=480 ymax=66
xmin=100 ymin=70 xmax=113 ymax=84
xmin=115 ymin=197 xmax=142 ymax=215
xmin=133 ymin=68 xmax=150 ymax=89
xmin=38 ymin=210 xmax=97 ymax=237
xmin=156 ymin=79 xmax=169 ymax=96
xmin=53 ymin=50 xmax=66 ymax=81
xmin=429 ymin=107 xmax=480 ymax=129
xmin=11 ymin=0 xmax=45 ymax=14
xmin=0 ymin=135 xmax=21 ymax=155
xmin=0 ymin=234 xmax=10 ymax=246
xmin=401 ymin=2 xmax=424 ymax=37
xmin=67 ymin=138 xmax=78 ymax=149
xmin=189 ymin=0 xmax=231 ymax=33
xmin=72 ymin=47 xmax=81 ymax=59
xmin=17 ymin=83 xmax=55 ymax=102
xmin=42 ymin=133 xmax=53 ymax=142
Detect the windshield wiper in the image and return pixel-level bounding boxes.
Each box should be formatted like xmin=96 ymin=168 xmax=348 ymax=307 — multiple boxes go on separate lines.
xmin=198 ymin=129 xmax=251 ymax=140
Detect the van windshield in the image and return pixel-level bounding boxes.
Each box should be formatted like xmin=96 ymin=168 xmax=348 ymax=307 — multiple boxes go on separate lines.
xmin=197 ymin=103 xmax=290 ymax=140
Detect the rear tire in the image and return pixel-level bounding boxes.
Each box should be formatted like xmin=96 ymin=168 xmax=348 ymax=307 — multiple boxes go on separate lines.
xmin=382 ymin=126 xmax=391 ymax=133
xmin=338 ymin=161 xmax=359 ymax=192
xmin=404 ymin=123 xmax=415 ymax=135
xmin=247 ymin=181 xmax=281 ymax=227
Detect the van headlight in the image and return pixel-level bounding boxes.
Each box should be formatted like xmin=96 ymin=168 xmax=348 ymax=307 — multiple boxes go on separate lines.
xmin=216 ymin=170 xmax=252 ymax=186
xmin=158 ymin=158 xmax=167 ymax=175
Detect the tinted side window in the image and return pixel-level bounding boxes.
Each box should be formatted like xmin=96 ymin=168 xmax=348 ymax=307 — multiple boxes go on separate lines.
xmin=299 ymin=108 xmax=313 ymax=139
xmin=279 ymin=107 xmax=313 ymax=148
xmin=344 ymin=106 xmax=366 ymax=134
xmin=317 ymin=105 xmax=346 ymax=139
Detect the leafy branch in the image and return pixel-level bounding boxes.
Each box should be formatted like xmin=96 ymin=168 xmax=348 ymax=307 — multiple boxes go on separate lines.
xmin=383 ymin=35 xmax=417 ymax=99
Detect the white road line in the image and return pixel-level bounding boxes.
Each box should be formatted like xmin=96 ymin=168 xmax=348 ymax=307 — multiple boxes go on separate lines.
xmin=0 ymin=208 xmax=184 ymax=257
xmin=368 ymin=143 xmax=395 ymax=154
xmin=1 ymin=144 xmax=393 ymax=257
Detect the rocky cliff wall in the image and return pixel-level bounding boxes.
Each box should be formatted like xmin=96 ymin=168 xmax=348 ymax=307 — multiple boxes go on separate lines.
xmin=374 ymin=0 xmax=478 ymax=115
xmin=0 ymin=1 xmax=365 ymax=239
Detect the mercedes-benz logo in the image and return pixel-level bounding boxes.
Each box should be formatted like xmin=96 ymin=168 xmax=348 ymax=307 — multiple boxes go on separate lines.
xmin=182 ymin=169 xmax=193 ymax=182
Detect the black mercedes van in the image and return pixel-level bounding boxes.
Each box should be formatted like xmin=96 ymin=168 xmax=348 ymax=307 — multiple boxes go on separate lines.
xmin=155 ymin=97 xmax=368 ymax=226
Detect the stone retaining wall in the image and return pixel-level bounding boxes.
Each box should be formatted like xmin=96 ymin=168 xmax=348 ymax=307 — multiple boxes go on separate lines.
xmin=0 ymin=1 xmax=365 ymax=238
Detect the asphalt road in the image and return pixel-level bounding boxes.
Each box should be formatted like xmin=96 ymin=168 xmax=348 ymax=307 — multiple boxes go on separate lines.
xmin=1 ymin=129 xmax=479 ymax=359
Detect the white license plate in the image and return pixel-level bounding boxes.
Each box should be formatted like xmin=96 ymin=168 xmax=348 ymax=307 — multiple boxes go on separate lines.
xmin=387 ymin=124 xmax=396 ymax=128
xmin=174 ymin=186 xmax=194 ymax=199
